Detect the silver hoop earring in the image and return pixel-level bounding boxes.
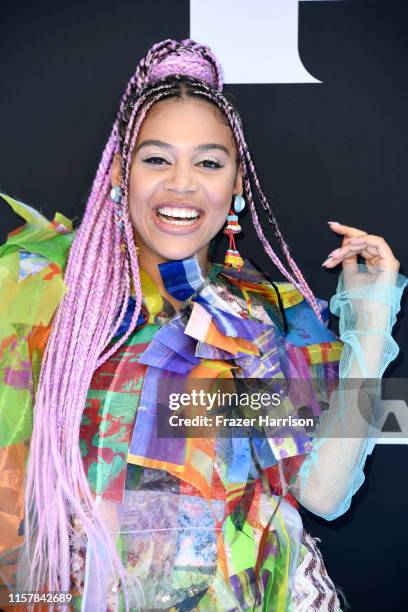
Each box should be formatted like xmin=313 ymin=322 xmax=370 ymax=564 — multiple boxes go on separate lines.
xmin=233 ymin=194 xmax=245 ymax=214
xmin=110 ymin=186 xmax=122 ymax=203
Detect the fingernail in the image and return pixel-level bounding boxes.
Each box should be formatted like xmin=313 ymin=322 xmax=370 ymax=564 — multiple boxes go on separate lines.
xmin=329 ymin=248 xmax=341 ymax=256
xmin=327 ymin=221 xmax=339 ymax=224
xmin=321 ymin=257 xmax=332 ymax=267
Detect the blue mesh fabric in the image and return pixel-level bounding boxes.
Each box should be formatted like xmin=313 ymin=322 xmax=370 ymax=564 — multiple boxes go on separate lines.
xmin=292 ymin=264 xmax=408 ymax=520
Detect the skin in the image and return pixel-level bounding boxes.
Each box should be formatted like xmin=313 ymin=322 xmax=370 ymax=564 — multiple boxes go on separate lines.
xmin=111 ymin=97 xmax=242 ymax=310
xmin=111 ymin=98 xmax=400 ymax=308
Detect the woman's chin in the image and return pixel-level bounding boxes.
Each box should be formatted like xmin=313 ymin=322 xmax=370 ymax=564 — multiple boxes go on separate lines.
xmin=156 ymin=248 xmax=202 ymax=262
xmin=148 ymin=236 xmax=208 ymax=263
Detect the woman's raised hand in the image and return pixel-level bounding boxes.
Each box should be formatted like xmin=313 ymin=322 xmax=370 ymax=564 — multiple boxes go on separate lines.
xmin=322 ymin=221 xmax=400 ymax=290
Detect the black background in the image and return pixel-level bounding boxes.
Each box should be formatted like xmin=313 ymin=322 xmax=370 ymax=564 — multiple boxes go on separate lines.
xmin=1 ymin=1 xmax=407 ymax=610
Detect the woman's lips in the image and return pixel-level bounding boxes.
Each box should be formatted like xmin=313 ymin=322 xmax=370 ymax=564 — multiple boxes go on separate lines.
xmin=151 ymin=205 xmax=205 ymax=235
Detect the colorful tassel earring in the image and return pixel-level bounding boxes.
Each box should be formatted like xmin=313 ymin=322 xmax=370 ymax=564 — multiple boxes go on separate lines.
xmin=223 ymin=195 xmax=245 ymax=270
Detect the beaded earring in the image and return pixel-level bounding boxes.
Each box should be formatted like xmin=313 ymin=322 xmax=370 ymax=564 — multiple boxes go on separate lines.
xmin=223 ymin=195 xmax=246 ymax=270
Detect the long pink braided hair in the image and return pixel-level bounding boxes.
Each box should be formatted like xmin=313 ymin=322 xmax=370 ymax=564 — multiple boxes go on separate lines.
xmin=22 ymin=38 xmax=324 ymax=599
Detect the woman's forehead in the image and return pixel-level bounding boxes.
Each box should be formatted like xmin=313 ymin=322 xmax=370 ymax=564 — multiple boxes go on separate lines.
xmin=136 ymin=97 xmax=236 ymax=149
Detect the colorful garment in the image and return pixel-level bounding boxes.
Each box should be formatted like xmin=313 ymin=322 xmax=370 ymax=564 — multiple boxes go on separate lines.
xmin=74 ymin=257 xmax=342 ymax=612
xmin=0 ymin=193 xmax=407 ymax=611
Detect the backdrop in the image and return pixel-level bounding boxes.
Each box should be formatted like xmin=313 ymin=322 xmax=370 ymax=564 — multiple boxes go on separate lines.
xmin=1 ymin=1 xmax=407 ymax=610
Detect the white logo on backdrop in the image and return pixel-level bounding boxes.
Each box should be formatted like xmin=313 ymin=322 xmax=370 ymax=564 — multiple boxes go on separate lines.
xmin=190 ymin=0 xmax=321 ymax=84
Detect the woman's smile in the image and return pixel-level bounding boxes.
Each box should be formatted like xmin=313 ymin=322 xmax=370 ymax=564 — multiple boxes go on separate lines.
xmin=152 ymin=202 xmax=205 ymax=234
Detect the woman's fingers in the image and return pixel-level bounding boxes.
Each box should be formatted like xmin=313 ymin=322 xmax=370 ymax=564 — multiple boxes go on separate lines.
xmin=322 ymin=244 xmax=364 ymax=268
xmin=348 ymin=235 xmax=397 ymax=263
xmin=322 ymin=232 xmax=400 ymax=271
xmin=324 ymin=222 xmax=400 ymax=284
xmin=327 ymin=221 xmax=368 ymax=239
xmin=326 ymin=222 xmax=368 ymax=272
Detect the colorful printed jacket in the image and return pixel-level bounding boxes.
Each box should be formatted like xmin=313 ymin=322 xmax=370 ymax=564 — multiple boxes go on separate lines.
xmin=1 ymin=193 xmax=406 ymax=611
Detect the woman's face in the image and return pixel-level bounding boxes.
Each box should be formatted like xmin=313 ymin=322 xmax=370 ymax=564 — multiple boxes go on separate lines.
xmin=113 ymin=97 xmax=242 ymax=262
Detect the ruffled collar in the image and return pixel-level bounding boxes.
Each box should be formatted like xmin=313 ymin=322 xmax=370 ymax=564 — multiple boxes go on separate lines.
xmin=117 ymin=254 xmax=282 ymax=336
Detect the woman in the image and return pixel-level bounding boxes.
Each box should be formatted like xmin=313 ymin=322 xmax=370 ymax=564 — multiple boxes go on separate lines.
xmin=0 ymin=39 xmax=406 ymax=611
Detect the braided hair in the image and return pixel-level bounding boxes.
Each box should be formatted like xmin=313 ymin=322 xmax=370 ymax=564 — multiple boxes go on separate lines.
xmin=22 ymin=39 xmax=323 ymax=601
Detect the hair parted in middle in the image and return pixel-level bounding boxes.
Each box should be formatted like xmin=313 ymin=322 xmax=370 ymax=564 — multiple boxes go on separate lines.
xmin=22 ymin=38 xmax=323 ymax=601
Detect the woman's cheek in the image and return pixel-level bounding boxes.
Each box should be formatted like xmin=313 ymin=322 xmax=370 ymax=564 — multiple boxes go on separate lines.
xmin=213 ymin=188 xmax=233 ymax=219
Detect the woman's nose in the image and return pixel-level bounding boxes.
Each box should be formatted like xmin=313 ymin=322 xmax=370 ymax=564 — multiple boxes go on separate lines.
xmin=164 ymin=163 xmax=197 ymax=194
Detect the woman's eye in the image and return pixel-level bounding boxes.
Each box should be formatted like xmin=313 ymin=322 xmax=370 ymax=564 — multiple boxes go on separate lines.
xmin=143 ymin=156 xmax=169 ymax=166
xmin=198 ymin=159 xmax=223 ymax=169
xmin=142 ymin=157 xmax=222 ymax=169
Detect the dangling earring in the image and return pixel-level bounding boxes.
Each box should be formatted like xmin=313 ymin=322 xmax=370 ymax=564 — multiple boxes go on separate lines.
xmin=223 ymin=195 xmax=245 ymax=270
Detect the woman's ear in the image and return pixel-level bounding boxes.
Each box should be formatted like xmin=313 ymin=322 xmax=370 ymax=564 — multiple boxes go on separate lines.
xmin=234 ymin=164 xmax=244 ymax=196
xmin=111 ymin=153 xmax=122 ymax=187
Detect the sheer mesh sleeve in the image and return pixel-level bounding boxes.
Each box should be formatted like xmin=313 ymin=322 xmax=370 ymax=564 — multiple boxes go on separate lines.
xmin=290 ymin=264 xmax=408 ymax=521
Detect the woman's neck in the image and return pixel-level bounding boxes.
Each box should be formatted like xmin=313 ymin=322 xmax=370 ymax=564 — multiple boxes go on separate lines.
xmin=134 ymin=234 xmax=210 ymax=313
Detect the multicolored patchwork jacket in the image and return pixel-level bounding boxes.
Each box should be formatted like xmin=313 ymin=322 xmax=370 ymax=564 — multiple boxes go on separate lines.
xmin=1 ymin=192 xmax=406 ymax=611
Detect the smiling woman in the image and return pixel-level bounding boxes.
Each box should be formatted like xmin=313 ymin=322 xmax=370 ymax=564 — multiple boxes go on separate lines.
xmin=0 ymin=38 xmax=407 ymax=612
xmin=111 ymin=95 xmax=242 ymax=305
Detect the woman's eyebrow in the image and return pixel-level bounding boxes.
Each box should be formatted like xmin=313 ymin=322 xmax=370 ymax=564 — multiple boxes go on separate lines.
xmin=196 ymin=143 xmax=230 ymax=156
xmin=135 ymin=139 xmax=230 ymax=156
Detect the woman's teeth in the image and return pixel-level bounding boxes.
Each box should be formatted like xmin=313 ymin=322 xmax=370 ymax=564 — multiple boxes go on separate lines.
xmin=156 ymin=207 xmax=200 ymax=226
